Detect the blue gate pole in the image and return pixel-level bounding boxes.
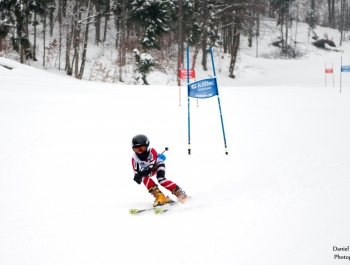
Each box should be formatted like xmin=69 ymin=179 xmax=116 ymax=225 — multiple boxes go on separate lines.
xmin=210 ymin=48 xmax=228 ymax=155
xmin=340 ymin=56 xmax=342 ymax=93
xmin=187 ymin=46 xmax=191 ymax=155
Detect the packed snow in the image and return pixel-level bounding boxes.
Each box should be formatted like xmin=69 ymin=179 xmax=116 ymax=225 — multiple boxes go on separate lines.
xmin=1 ymin=22 xmax=350 ymax=265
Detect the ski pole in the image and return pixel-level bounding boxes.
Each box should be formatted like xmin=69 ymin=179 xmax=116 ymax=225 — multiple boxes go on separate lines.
xmin=157 ymin=147 xmax=168 ymax=162
xmin=160 ymin=147 xmax=169 ymax=154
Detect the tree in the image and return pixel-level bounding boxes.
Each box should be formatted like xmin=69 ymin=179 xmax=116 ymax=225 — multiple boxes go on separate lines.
xmin=73 ymin=0 xmax=82 ymax=78
xmin=78 ymin=0 xmax=95 ymax=79
xmin=1 ymin=0 xmax=32 ymax=63
xmin=228 ymin=2 xmax=243 ymax=79
xmin=58 ymin=0 xmax=63 ymax=69
xmin=327 ymin=0 xmax=335 ymax=28
xmin=93 ymin=0 xmax=102 ymax=45
xmin=307 ymin=0 xmax=317 ymax=30
xmin=133 ymin=48 xmax=154 ymax=85
xmin=42 ymin=5 xmax=48 ymax=66
xmin=28 ymin=0 xmax=47 ymax=61
xmin=0 ymin=18 xmax=11 ymax=53
xmin=128 ymin=0 xmax=175 ymax=84
xmin=178 ymin=0 xmax=183 ymax=83
xmin=102 ymin=0 xmax=111 ymax=42
xmin=129 ymin=0 xmax=174 ymax=50
xmin=187 ymin=0 xmax=214 ymax=70
xmin=339 ymin=0 xmax=347 ymax=46
xmin=118 ymin=0 xmax=126 ymax=82
xmin=270 ymin=0 xmax=295 ymax=57
xmin=65 ymin=0 xmax=73 ymax=75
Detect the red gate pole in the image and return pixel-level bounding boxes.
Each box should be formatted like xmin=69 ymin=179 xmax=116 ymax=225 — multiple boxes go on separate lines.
xmin=332 ymin=63 xmax=334 ymax=87
xmin=178 ymin=56 xmax=182 ymax=106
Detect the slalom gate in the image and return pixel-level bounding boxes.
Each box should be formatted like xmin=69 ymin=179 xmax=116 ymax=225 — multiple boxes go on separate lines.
xmin=186 ymin=46 xmax=228 ymax=155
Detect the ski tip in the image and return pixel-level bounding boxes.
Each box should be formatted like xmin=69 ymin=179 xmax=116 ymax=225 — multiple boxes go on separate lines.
xmin=129 ymin=209 xmax=141 ymax=214
xmin=177 ymin=195 xmax=191 ymax=204
xmin=154 ymin=208 xmax=169 ymax=214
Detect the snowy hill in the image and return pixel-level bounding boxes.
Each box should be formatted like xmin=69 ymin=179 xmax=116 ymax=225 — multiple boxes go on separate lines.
xmin=1 ymin=20 xmax=350 ymax=265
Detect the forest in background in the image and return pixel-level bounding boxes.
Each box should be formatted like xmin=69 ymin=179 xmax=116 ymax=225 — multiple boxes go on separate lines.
xmin=1 ymin=0 xmax=350 ymax=84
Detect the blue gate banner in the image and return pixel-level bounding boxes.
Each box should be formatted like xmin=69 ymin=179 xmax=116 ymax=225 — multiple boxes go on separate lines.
xmin=188 ymin=78 xmax=218 ymax=98
xmin=341 ymin=65 xmax=350 ymax=72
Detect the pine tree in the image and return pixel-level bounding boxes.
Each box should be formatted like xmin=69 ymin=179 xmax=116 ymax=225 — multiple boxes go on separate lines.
xmin=129 ymin=0 xmax=174 ymax=50
xmin=1 ymin=0 xmax=32 ymax=63
xmin=0 ymin=14 xmax=11 ymax=53
xmin=133 ymin=48 xmax=154 ymax=85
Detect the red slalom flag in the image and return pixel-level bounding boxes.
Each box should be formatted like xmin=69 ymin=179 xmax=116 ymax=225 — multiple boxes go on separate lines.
xmin=179 ymin=68 xmax=195 ymax=79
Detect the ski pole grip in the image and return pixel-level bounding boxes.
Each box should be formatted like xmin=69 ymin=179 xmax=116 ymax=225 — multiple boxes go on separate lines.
xmin=161 ymin=147 xmax=169 ymax=154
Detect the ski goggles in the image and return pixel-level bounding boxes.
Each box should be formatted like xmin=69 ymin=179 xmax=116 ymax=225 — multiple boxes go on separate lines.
xmin=133 ymin=145 xmax=147 ymax=153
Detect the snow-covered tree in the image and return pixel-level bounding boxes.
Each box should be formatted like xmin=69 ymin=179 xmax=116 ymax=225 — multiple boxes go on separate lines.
xmin=129 ymin=0 xmax=174 ymax=50
xmin=0 ymin=17 xmax=11 ymax=53
xmin=184 ymin=0 xmax=221 ymax=71
xmin=133 ymin=48 xmax=154 ymax=85
xmin=2 ymin=0 xmax=31 ymax=63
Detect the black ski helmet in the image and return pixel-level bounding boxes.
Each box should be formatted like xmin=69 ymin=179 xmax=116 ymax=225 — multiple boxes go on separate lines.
xmin=131 ymin=134 xmax=150 ymax=148
xmin=132 ymin=134 xmax=150 ymax=160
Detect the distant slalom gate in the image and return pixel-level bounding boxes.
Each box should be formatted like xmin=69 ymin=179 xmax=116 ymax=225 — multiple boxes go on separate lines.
xmin=178 ymin=68 xmax=196 ymax=106
xmin=186 ymin=46 xmax=228 ymax=155
xmin=325 ymin=57 xmax=350 ymax=93
xmin=325 ymin=63 xmax=334 ymax=87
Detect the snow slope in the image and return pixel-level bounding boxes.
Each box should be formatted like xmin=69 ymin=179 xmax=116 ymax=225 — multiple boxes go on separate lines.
xmin=1 ymin=21 xmax=350 ymax=265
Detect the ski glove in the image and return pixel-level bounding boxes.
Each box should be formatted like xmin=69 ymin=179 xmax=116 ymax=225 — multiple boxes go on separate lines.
xmin=133 ymin=165 xmax=154 ymax=184
xmin=133 ymin=173 xmax=143 ymax=184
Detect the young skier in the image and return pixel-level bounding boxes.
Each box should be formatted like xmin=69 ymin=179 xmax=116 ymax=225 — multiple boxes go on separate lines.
xmin=131 ymin=134 xmax=189 ymax=207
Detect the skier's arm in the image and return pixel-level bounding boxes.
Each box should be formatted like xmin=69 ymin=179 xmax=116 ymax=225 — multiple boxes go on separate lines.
xmin=132 ymin=149 xmax=158 ymax=184
xmin=132 ymin=157 xmax=152 ymax=184
xmin=132 ymin=158 xmax=143 ymax=184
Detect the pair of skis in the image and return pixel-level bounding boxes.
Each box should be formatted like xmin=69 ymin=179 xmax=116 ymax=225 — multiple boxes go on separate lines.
xmin=129 ymin=201 xmax=177 ymax=215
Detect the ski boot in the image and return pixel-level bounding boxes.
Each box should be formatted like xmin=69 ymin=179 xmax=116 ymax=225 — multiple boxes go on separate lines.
xmin=172 ymin=186 xmax=189 ymax=203
xmin=149 ymin=185 xmax=170 ymax=207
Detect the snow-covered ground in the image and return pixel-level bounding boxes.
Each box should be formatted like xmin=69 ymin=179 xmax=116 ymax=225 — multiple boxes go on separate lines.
xmin=1 ymin=21 xmax=350 ymax=265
